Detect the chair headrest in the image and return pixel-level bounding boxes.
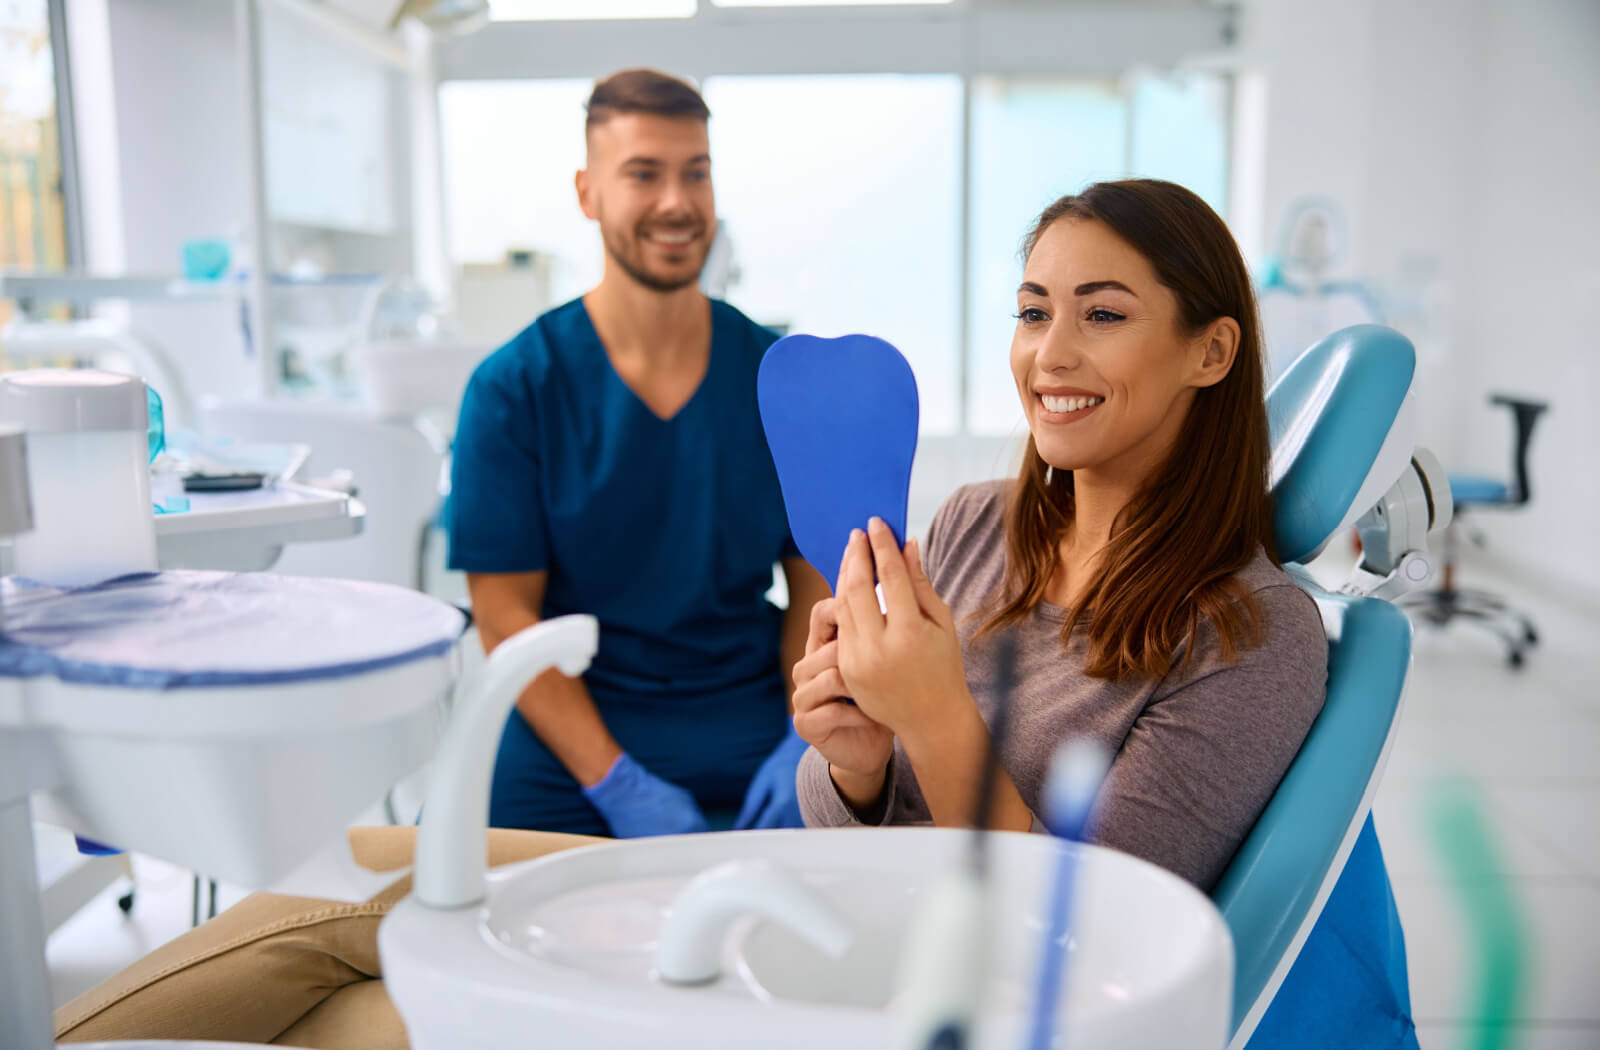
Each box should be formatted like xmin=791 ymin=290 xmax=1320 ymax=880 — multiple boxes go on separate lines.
xmin=1268 ymin=325 xmax=1416 ymax=564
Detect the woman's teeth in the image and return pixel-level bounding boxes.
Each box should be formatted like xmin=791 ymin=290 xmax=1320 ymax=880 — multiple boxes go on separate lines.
xmin=1040 ymin=394 xmax=1104 ymax=413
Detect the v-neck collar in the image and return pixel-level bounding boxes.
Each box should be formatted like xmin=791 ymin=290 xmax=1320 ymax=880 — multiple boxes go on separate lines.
xmin=578 ymin=298 xmax=715 ymax=425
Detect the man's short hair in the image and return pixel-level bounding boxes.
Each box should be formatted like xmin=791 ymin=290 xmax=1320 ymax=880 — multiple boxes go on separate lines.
xmin=585 ymin=69 xmax=710 ymax=133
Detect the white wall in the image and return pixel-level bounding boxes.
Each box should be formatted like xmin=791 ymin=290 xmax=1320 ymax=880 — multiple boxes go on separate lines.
xmin=69 ymin=0 xmax=415 ymax=417
xmin=1455 ymin=0 xmax=1600 ymax=596
xmin=1243 ymin=0 xmax=1600 ymax=596
xmin=104 ymin=0 xmax=255 ymax=409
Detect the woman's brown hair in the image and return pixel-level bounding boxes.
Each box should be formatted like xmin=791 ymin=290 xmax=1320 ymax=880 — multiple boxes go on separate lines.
xmin=983 ymin=179 xmax=1275 ymax=680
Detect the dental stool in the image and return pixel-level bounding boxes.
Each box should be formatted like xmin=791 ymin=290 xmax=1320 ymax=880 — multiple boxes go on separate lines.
xmin=1402 ymin=394 xmax=1548 ymax=668
xmin=1216 ymin=325 xmax=1445 ymax=1049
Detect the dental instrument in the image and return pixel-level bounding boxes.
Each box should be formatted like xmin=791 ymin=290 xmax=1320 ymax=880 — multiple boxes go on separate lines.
xmin=892 ymin=633 xmax=1017 ymax=1050
xmin=1026 ymin=738 xmax=1113 ymax=1050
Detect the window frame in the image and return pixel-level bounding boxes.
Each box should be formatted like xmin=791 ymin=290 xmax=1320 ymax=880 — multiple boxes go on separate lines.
xmin=46 ymin=0 xmax=84 ymax=270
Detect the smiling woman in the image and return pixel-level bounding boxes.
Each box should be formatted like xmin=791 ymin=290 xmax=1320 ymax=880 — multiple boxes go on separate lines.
xmin=995 ymin=181 xmax=1270 ymax=680
xmin=793 ymin=179 xmax=1323 ymax=898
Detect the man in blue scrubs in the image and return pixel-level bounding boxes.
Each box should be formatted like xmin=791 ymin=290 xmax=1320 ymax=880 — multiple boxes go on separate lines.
xmin=449 ymin=70 xmax=831 ymax=838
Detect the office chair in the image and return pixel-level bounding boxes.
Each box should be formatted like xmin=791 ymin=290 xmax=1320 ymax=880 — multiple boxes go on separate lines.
xmin=1403 ymin=395 xmax=1548 ymax=668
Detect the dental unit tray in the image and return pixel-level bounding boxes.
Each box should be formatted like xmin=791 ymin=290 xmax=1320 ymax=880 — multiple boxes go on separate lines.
xmin=152 ymin=481 xmax=364 ymax=572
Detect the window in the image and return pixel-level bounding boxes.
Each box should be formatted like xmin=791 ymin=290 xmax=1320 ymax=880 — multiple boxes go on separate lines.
xmin=490 ymin=0 xmax=695 ymax=19
xmin=967 ymin=78 xmax=1127 ymax=435
xmin=713 ymin=0 xmax=952 ymax=6
xmin=965 ymin=72 xmax=1230 ymax=434
xmin=0 ymin=0 xmax=70 ymax=326
xmin=704 ymin=74 xmax=963 ymax=432
xmin=1128 ymin=71 xmax=1229 ymax=217
xmin=438 ymin=67 xmax=1230 ymax=436
xmin=440 ymin=79 xmax=601 ymax=305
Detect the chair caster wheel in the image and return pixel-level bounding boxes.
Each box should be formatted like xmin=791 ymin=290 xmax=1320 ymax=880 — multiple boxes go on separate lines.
xmin=1524 ymin=626 xmax=1540 ymax=646
xmin=117 ymin=891 xmax=135 ymax=915
xmin=1508 ymin=649 xmax=1525 ymax=670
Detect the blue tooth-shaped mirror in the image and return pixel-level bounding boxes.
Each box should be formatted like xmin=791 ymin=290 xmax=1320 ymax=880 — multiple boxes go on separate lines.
xmin=757 ymin=333 xmax=919 ymax=593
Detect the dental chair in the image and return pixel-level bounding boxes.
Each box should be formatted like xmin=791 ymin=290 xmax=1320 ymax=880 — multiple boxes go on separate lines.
xmin=1402 ymin=394 xmax=1548 ymax=668
xmin=1216 ymin=325 xmax=1448 ymax=1049
xmin=39 ymin=326 xmax=1444 ymax=1050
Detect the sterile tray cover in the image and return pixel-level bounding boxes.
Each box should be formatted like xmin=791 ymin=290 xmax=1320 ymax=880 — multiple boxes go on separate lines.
xmin=0 ymin=571 xmax=466 ymax=689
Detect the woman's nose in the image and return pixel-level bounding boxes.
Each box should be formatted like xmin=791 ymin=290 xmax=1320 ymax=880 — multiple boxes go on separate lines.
xmin=1035 ymin=325 xmax=1084 ymax=373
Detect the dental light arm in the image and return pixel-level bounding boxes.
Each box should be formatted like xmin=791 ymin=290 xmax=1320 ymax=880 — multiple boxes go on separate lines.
xmin=1269 ymin=332 xmax=1452 ymax=603
xmin=1339 ymin=448 xmax=1452 ymax=600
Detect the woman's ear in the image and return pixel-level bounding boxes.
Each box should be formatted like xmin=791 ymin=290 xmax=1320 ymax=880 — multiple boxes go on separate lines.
xmin=1190 ymin=317 xmax=1240 ymax=389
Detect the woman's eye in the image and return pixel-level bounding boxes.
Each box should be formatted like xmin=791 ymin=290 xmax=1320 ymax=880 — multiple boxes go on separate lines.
xmin=1014 ymin=307 xmax=1049 ymax=325
xmin=1086 ymin=307 xmax=1125 ymax=324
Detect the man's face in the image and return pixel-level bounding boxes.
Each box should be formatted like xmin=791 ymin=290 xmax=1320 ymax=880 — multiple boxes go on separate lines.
xmin=578 ymin=113 xmax=715 ymax=293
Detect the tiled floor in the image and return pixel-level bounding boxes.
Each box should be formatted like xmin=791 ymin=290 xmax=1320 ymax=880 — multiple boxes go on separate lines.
xmin=38 ymin=556 xmax=1600 ymax=1048
xmin=1372 ymin=558 xmax=1600 ymax=1049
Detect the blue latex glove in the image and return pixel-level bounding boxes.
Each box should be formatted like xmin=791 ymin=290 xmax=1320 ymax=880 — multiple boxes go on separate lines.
xmin=734 ymin=727 xmax=810 ymax=830
xmin=581 ymin=753 xmax=709 ymax=839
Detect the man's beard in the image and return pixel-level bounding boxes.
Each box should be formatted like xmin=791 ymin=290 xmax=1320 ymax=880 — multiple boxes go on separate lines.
xmin=602 ymin=223 xmax=708 ymax=294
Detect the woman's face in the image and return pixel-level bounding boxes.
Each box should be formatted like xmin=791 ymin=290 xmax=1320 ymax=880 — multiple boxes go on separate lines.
xmin=1010 ymin=217 xmax=1233 ymax=485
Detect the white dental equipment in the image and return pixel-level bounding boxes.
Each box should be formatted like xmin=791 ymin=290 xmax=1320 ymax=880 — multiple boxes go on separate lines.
xmin=0 ymin=409 xmax=488 ymax=1050
xmin=0 ymin=424 xmax=30 ymax=548
xmin=382 ymin=831 xmax=1231 ymax=1050
xmin=1340 ymin=448 xmax=1451 ymax=600
xmin=0 ymin=370 xmax=159 ymax=587
xmin=0 ymin=317 xmax=198 ymax=431
xmin=378 ymin=613 xmax=1233 ymax=1050
xmin=1257 ymin=198 xmax=1385 ymax=382
xmin=655 ymin=858 xmax=855 ymax=986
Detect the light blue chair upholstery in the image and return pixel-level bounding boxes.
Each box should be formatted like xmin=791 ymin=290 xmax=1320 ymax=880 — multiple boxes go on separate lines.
xmin=1212 ymin=325 xmax=1419 ymax=1045
xmin=1445 ymin=476 xmax=1510 ymax=505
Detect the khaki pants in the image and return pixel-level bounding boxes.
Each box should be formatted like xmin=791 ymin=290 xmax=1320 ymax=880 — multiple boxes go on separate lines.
xmin=54 ymin=826 xmax=599 ymax=1048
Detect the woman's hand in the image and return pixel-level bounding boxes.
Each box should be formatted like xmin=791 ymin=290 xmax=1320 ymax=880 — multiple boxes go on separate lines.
xmin=791 ymin=596 xmax=896 ymax=792
xmin=834 ymin=518 xmax=972 ymax=747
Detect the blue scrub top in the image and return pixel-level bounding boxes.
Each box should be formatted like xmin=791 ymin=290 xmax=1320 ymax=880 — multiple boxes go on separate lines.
xmin=448 ymin=297 xmax=796 ymax=815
